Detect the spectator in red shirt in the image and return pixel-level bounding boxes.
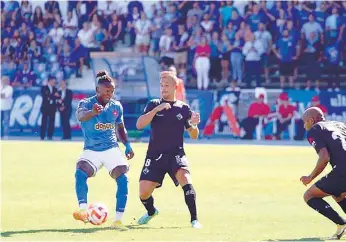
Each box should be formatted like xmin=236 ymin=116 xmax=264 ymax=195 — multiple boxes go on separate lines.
xmin=311 ymin=96 xmax=328 ymax=115
xmin=194 ymin=36 xmax=211 ymax=90
xmin=275 ymin=92 xmax=296 ymax=139
xmin=241 ymin=94 xmax=270 ymax=140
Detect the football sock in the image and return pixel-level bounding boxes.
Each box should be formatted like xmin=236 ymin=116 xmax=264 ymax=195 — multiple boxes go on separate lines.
xmin=116 ymin=174 xmax=128 ymax=219
xmin=140 ymin=196 xmax=156 ymax=216
xmin=75 ymin=169 xmax=88 ymax=208
xmin=115 ymin=212 xmax=124 ymax=222
xmin=337 ymin=199 xmax=346 ymax=214
xmin=182 ymin=184 xmax=197 ymax=222
xmin=307 ymin=198 xmax=345 ymax=225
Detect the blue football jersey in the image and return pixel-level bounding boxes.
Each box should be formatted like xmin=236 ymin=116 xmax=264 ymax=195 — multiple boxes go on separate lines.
xmin=77 ymin=95 xmax=123 ymax=151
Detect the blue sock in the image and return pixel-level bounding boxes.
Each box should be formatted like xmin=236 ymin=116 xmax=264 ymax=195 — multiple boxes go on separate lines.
xmin=116 ymin=174 xmax=128 ymax=213
xmin=75 ymin=169 xmax=88 ymax=207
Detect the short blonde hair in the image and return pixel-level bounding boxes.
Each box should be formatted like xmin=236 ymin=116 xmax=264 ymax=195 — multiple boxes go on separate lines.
xmin=160 ymin=71 xmax=178 ymax=85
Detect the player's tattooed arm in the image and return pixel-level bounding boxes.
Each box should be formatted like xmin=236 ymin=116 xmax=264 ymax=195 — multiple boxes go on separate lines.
xmin=116 ymin=123 xmax=134 ymax=160
xmin=300 ymin=148 xmax=330 ymax=185
xmin=136 ymin=103 xmax=171 ymax=130
xmin=77 ymin=103 xmax=103 ymax=122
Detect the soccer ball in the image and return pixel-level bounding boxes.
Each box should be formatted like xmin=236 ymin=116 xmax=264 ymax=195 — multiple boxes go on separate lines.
xmin=87 ymin=203 xmax=108 ymax=225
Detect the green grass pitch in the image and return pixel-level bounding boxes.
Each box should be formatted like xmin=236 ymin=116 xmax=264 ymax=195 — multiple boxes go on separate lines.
xmin=1 ymin=141 xmax=343 ymax=241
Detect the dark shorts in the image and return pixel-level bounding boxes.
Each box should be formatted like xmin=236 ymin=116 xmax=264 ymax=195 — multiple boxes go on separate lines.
xmin=315 ymin=170 xmax=346 ymax=197
xmin=261 ymin=54 xmax=269 ymax=67
xmin=279 ymin=61 xmax=294 ymax=76
xmin=139 ymin=152 xmax=189 ymax=188
xmin=222 ymin=51 xmax=231 ymax=61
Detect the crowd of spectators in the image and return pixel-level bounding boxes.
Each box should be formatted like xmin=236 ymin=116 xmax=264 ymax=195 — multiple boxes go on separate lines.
xmin=1 ymin=0 xmax=345 ymax=91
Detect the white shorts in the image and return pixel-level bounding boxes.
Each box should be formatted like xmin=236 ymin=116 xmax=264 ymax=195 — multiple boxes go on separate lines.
xmin=77 ymin=147 xmax=128 ymax=176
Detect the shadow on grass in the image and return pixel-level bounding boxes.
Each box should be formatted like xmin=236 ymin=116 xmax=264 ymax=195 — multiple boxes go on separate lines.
xmin=267 ymin=238 xmax=326 ymax=241
xmin=1 ymin=225 xmax=182 ymax=237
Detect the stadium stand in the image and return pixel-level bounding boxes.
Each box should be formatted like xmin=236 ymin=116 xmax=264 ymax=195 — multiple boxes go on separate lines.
xmin=1 ymin=0 xmax=345 ymax=91
xmin=1 ymin=0 xmax=346 ymax=140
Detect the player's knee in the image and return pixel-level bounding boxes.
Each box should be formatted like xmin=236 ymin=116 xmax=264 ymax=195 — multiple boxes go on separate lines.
xmin=139 ymin=185 xmax=153 ymax=200
xmin=116 ymin=174 xmax=128 ymax=197
xmin=110 ymin=165 xmax=127 ymax=179
xmin=303 ymin=190 xmax=313 ymax=203
xmin=76 ymin=161 xmax=94 ymax=177
xmin=176 ymin=169 xmax=191 ymax=186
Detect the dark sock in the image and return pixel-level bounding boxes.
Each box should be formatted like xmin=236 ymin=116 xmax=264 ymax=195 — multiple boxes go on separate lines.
xmin=307 ymin=198 xmax=345 ymax=225
xmin=141 ymin=196 xmax=156 ymax=216
xmin=338 ymin=199 xmax=346 ymax=214
xmin=182 ymin=184 xmax=197 ymax=222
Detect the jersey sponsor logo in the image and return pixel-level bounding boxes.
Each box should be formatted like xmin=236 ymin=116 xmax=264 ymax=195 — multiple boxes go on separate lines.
xmin=95 ymin=122 xmax=115 ymax=130
xmin=176 ymin=113 xmax=183 ymax=120
xmin=156 ymin=113 xmax=164 ymax=117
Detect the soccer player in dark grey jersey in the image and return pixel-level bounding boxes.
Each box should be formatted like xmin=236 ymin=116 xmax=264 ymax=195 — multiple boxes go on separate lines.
xmin=301 ymin=107 xmax=346 ymax=239
xmin=136 ymin=71 xmax=202 ymax=228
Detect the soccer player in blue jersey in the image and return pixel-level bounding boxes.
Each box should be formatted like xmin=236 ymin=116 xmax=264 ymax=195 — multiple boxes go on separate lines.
xmin=136 ymin=71 xmax=202 ymax=228
xmin=73 ymin=70 xmax=134 ymax=230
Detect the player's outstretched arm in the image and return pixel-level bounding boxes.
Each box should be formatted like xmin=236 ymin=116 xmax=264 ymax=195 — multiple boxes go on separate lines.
xmin=301 ymin=147 xmax=330 ymax=185
xmin=77 ymin=103 xmax=103 ymax=122
xmin=309 ymin=148 xmax=330 ymax=180
xmin=116 ymin=123 xmax=134 ymax=160
xmin=136 ymin=103 xmax=171 ymax=130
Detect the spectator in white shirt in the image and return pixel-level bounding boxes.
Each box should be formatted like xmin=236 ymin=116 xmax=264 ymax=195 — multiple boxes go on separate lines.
xmin=49 ymin=21 xmax=64 ymax=45
xmin=243 ymin=34 xmax=264 ymax=87
xmin=159 ymin=27 xmax=175 ymax=68
xmin=90 ymin=14 xmax=99 ymax=32
xmin=63 ymin=11 xmax=78 ymax=37
xmin=1 ymin=76 xmax=13 ymax=139
xmin=135 ymin=11 xmax=152 ymax=54
xmin=77 ymin=22 xmax=96 ymax=48
xmin=187 ymin=2 xmax=203 ymax=20
xmin=21 ymin=0 xmax=32 ymax=19
xmin=325 ymin=7 xmax=343 ymax=43
xmin=200 ymin=13 xmax=214 ymax=40
xmin=301 ymin=13 xmax=324 ymax=46
xmin=99 ymin=0 xmax=117 ymax=20
xmin=254 ymin=22 xmax=272 ymax=83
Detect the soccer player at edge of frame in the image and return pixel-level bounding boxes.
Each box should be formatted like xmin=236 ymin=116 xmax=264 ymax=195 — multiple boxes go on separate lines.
xmin=73 ymin=70 xmax=134 ymax=230
xmin=136 ymin=71 xmax=202 ymax=228
xmin=301 ymin=107 xmax=346 ymax=240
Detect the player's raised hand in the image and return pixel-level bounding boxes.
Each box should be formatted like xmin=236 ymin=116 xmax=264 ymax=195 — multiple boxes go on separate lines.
xmin=92 ymin=103 xmax=104 ymax=115
xmin=300 ymin=175 xmax=313 ymax=186
xmin=191 ymin=111 xmax=200 ymax=126
xmin=154 ymin=103 xmax=171 ymax=113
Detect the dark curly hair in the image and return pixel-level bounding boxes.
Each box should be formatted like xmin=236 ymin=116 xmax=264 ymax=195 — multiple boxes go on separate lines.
xmin=95 ymin=70 xmax=115 ymax=85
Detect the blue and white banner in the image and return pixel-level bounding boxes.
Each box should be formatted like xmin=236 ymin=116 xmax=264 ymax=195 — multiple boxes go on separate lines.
xmin=287 ymin=90 xmax=318 ymax=114
xmin=9 ymin=88 xmax=93 ymax=136
xmin=186 ymin=90 xmax=214 ymax=128
xmin=319 ymin=91 xmax=346 ymax=123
